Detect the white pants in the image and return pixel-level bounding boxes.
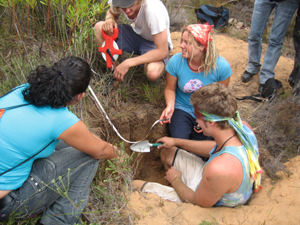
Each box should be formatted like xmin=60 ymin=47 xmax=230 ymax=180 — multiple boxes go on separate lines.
xmin=140 ymin=149 xmax=205 ymax=202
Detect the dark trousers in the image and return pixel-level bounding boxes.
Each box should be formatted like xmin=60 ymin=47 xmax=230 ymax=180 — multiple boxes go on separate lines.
xmin=289 ymin=3 xmax=300 ymax=87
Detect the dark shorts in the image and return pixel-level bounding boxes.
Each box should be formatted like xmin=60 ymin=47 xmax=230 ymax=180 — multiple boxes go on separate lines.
xmin=117 ymin=24 xmax=170 ymax=65
xmin=168 ymin=108 xmax=211 ymax=141
xmin=169 ymin=108 xmax=212 ymax=161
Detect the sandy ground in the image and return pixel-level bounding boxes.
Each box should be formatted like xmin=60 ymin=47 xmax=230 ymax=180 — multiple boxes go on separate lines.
xmin=128 ymin=32 xmax=298 ymax=225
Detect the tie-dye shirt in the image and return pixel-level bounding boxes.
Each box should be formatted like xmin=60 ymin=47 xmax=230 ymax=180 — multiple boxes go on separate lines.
xmin=166 ymin=53 xmax=232 ymax=118
xmin=204 ymin=125 xmax=258 ymax=207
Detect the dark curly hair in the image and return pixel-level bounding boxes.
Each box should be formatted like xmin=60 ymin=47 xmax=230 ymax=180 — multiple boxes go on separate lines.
xmin=23 ymin=56 xmax=91 ymax=108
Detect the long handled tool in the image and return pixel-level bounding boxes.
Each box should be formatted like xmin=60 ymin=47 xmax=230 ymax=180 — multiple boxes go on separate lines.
xmin=92 ymin=28 xmax=165 ymax=151
xmin=88 ymin=85 xmax=166 ymax=145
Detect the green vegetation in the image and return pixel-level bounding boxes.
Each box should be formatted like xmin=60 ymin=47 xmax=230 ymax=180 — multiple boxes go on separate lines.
xmin=0 ymin=0 xmax=137 ymax=224
xmin=0 ymin=0 xmax=108 ymax=95
xmin=249 ymin=93 xmax=300 ymax=180
xmin=199 ymin=218 xmax=219 ymax=225
xmin=82 ymin=146 xmax=135 ymax=224
xmin=0 ymin=0 xmax=298 ymax=224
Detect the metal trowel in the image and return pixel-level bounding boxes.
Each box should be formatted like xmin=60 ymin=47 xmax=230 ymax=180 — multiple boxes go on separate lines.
xmin=130 ymin=140 xmax=163 ymax=153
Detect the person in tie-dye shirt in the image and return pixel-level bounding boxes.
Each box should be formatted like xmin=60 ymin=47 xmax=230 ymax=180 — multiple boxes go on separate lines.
xmin=133 ymin=83 xmax=262 ymax=207
xmin=159 ymin=24 xmax=232 ymax=151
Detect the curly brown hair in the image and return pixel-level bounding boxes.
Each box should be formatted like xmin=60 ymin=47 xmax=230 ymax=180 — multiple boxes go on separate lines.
xmin=190 ymin=82 xmax=237 ymax=129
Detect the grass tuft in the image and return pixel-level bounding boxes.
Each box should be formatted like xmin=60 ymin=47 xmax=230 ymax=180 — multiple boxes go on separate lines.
xmin=249 ymin=93 xmax=300 ymax=179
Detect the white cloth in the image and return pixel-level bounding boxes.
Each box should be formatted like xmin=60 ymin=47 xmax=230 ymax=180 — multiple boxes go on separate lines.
xmin=108 ymin=0 xmax=173 ymax=50
xmin=141 ymin=149 xmax=205 ymax=202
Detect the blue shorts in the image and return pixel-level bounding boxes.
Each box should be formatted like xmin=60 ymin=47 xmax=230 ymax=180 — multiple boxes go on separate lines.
xmin=169 ymin=108 xmax=212 ymax=141
xmin=116 ymin=24 xmax=170 ymax=65
xmin=169 ymin=109 xmax=212 ymax=161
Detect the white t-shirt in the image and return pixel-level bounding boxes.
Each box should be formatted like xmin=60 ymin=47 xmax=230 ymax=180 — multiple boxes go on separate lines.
xmin=109 ymin=0 xmax=173 ymax=50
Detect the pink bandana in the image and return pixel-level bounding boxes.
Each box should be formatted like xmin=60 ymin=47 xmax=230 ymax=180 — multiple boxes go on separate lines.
xmin=186 ymin=23 xmax=214 ymax=51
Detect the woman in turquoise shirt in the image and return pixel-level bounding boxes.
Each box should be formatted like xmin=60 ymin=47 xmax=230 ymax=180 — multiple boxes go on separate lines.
xmin=0 ymin=57 xmax=118 ymax=224
xmin=160 ymin=24 xmax=232 ymax=144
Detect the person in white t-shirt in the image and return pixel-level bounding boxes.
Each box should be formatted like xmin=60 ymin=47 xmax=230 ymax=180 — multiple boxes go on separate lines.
xmin=94 ymin=0 xmax=173 ymax=82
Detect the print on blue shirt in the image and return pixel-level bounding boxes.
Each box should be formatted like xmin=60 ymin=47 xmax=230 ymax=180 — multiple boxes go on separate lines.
xmin=183 ymin=79 xmax=204 ymax=93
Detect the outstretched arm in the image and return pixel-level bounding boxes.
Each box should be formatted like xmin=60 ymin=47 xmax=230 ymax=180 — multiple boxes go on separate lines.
xmin=94 ymin=8 xmax=120 ymax=47
xmin=113 ymin=29 xmax=169 ymax=81
xmin=159 ymin=72 xmax=177 ymax=124
xmin=157 ymin=136 xmax=215 ymax=158
xmin=102 ymin=8 xmax=120 ymax=35
xmin=58 ymin=120 xmax=117 ymax=160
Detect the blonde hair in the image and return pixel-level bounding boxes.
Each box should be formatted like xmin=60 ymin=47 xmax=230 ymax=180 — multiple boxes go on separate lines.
xmin=182 ymin=28 xmax=219 ymax=76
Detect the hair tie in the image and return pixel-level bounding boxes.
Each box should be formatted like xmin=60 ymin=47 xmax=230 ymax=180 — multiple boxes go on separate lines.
xmin=61 ymin=72 xmax=64 ymax=76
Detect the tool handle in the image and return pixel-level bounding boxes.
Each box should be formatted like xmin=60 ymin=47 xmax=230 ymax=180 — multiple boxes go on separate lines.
xmin=106 ymin=49 xmax=115 ymax=62
xmin=98 ymin=28 xmax=122 ymax=68
xmin=102 ymin=27 xmax=119 ymax=41
xmin=152 ymin=143 xmax=163 ymax=147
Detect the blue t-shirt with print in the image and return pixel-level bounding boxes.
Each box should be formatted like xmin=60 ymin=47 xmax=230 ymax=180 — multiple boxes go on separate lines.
xmin=166 ymin=53 xmax=232 ymax=117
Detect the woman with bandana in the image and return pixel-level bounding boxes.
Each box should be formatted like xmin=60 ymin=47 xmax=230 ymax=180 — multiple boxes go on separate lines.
xmin=133 ymin=83 xmax=262 ymax=207
xmin=159 ymin=23 xmax=232 ymax=145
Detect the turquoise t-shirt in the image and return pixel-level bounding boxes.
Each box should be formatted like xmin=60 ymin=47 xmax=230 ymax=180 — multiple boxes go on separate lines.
xmin=0 ymin=84 xmax=79 ymax=190
xmin=204 ymin=125 xmax=259 ymax=207
xmin=166 ymin=53 xmax=232 ymax=117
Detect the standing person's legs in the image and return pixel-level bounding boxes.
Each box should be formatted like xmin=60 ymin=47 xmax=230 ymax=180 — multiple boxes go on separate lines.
xmin=0 ymin=142 xmax=99 ymax=225
xmin=259 ymin=0 xmax=299 ymax=85
xmin=242 ymin=0 xmax=274 ymax=82
xmin=289 ymin=1 xmax=300 ymax=89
